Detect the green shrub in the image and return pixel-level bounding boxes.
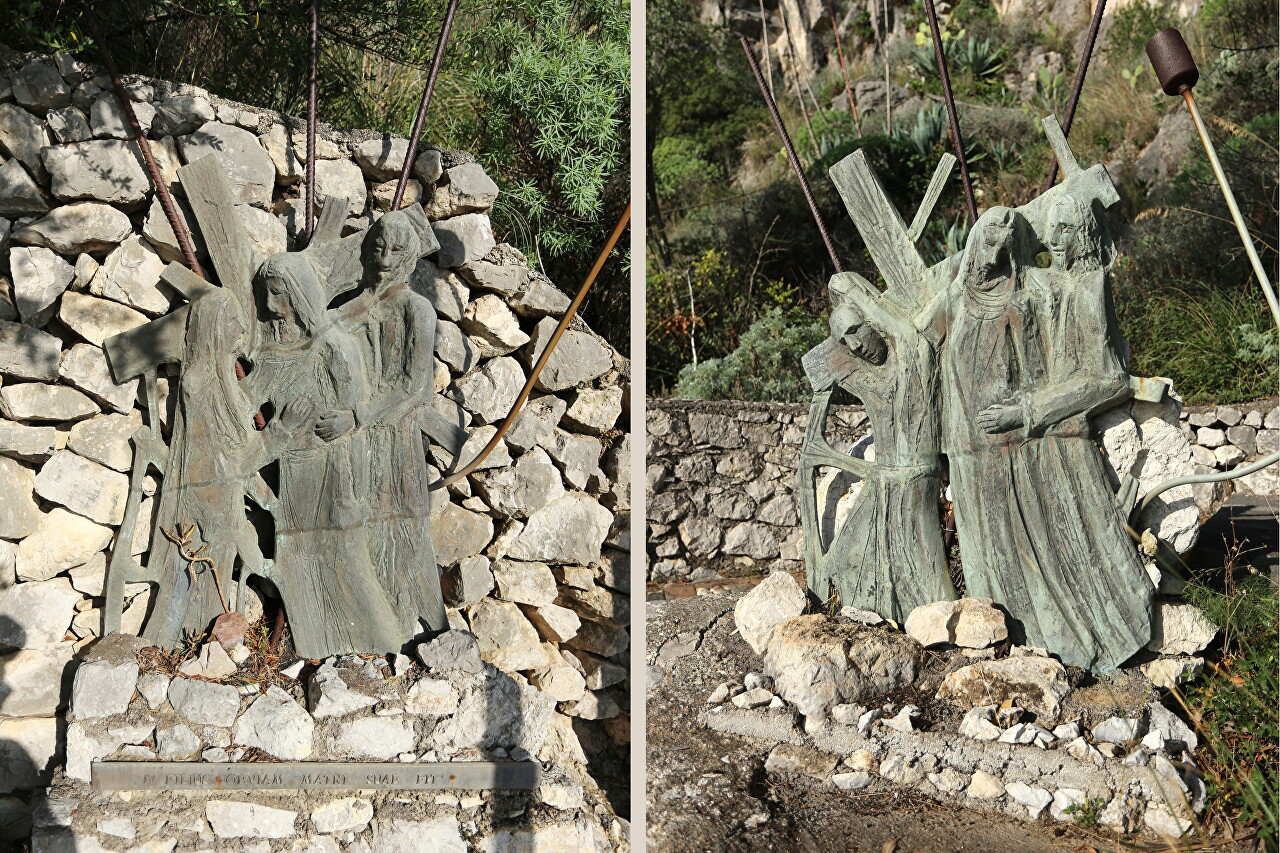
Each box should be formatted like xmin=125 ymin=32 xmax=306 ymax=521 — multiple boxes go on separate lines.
xmin=1105 ymin=1 xmax=1182 ymax=62
xmin=671 ymin=308 xmax=828 ymax=402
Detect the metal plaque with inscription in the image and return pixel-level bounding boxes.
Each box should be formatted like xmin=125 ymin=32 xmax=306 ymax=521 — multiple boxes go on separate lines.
xmin=91 ymin=761 xmax=540 ymax=791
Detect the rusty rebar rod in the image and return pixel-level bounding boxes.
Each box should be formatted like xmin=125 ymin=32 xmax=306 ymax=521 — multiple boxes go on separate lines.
xmin=304 ymin=0 xmax=319 ymax=245
xmin=1042 ymin=0 xmax=1107 ymax=192
xmin=431 ymin=202 xmax=631 ymax=490
xmin=921 ymin=0 xmax=977 ymax=224
xmin=90 ymin=22 xmax=204 ymax=278
xmin=393 ymin=0 xmax=461 ymax=210
xmin=739 ymin=35 xmax=843 ymax=272
xmin=825 ymin=0 xmax=861 ymax=134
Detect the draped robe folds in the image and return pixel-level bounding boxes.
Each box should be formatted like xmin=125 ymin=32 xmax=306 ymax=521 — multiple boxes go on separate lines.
xmin=940 ymin=269 xmax=1152 ymax=673
xmin=143 ymin=373 xmax=271 ymax=648
xmin=253 ymin=325 xmax=407 ymax=658
xmin=815 ymin=292 xmax=955 ymax=622
xmin=344 ymin=281 xmax=448 ymax=637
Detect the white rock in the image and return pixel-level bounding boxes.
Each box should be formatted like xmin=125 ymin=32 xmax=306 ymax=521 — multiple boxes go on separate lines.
xmin=506 ymin=493 xmax=612 ymax=566
xmin=1066 ymin=736 xmax=1104 ymax=766
xmin=35 ymin=450 xmax=128 ymax=525
xmin=70 ymin=657 xmax=138 ymax=719
xmin=958 ymin=706 xmax=1002 ymax=741
xmin=460 ymin=294 xmax=529 ymax=357
xmin=468 ymin=599 xmax=544 ymax=672
xmin=1097 ymin=404 xmax=1199 ymax=552
xmin=59 ymin=346 xmax=138 ymax=414
xmin=0 ymin=158 xmax=49 ymax=218
xmin=16 ymin=508 xmax=112 ymax=581
xmin=732 ymin=571 xmax=806 ymax=656
xmin=562 ymin=387 xmax=624 ymax=435
xmin=0 ymin=456 xmax=40 ymax=539
xmin=0 ymin=577 xmax=80 ymax=648
xmin=311 ymin=797 xmax=373 ymax=834
xmin=330 ymin=717 xmax=415 ymax=760
xmin=882 ymin=704 xmax=920 ymax=733
xmin=1141 ymin=656 xmax=1203 ymax=688
xmin=1144 ymin=806 xmax=1191 ymax=838
xmin=12 ymin=202 xmax=132 ymax=254
xmin=370 ymin=817 xmax=465 ymax=853
xmin=937 ymin=655 xmax=1071 ymax=722
xmin=312 ymin=159 xmax=367 ymax=217
xmin=1050 ymin=788 xmax=1087 ymax=821
xmin=1147 ymin=701 xmax=1198 ymax=751
xmin=433 ymin=214 xmax=495 ymax=269
xmin=491 ymin=559 xmax=558 ymax=606
xmin=168 ymin=678 xmax=241 ymax=727
xmin=0 ymin=382 xmax=98 ymax=422
xmin=0 ymin=717 xmax=58 ymax=791
xmin=416 ymin=630 xmax=484 ymax=674
xmin=1147 ymin=603 xmax=1218 ymax=655
xmin=452 ymin=355 xmax=523 ymax=424
xmin=179 ymin=123 xmax=276 ymax=207
xmin=524 ymin=319 xmax=613 ymax=392
xmin=832 ymin=771 xmax=873 ymax=790
xmin=427 ymin=163 xmax=499 ymax=217
xmin=1092 ymin=715 xmax=1144 ymax=743
xmin=67 ymin=412 xmax=140 ymax=471
xmin=43 ymin=140 xmax=149 ymax=205
xmin=306 ymin=663 xmax=377 ymax=718
xmin=9 ymin=247 xmax=74 ymax=326
xmin=0 ymin=420 xmax=57 ymax=462
xmin=0 ymin=644 xmax=76 ymax=716
xmin=206 ymin=802 xmax=297 ymax=839
xmin=965 ymin=770 xmax=1005 ymax=800
xmin=137 ymin=671 xmax=170 ymax=710
xmin=234 ymin=685 xmax=314 ymax=760
xmin=59 ymin=291 xmax=149 ymax=346
xmin=1004 ymin=781 xmax=1053 ymax=818
xmin=0 ymin=105 xmax=54 ymax=183
xmin=404 ymin=678 xmax=460 ymax=716
xmin=90 ymin=235 xmax=170 ymax=315
xmin=905 ymin=597 xmax=1007 ymax=648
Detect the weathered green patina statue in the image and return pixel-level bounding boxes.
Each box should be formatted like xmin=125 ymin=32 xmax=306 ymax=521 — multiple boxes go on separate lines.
xmin=101 ymin=156 xmax=466 ymax=658
xmin=800 ymin=117 xmax=1155 ymax=673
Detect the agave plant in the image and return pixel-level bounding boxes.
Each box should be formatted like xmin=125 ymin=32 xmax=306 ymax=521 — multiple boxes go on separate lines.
xmin=960 ymin=37 xmax=1005 ymax=81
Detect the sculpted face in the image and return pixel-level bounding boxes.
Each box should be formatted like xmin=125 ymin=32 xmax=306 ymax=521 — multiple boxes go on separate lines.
xmin=832 ymin=306 xmax=888 ymax=365
xmin=1047 ymin=197 xmax=1084 ymax=266
xmin=363 ymin=218 xmax=420 ymax=292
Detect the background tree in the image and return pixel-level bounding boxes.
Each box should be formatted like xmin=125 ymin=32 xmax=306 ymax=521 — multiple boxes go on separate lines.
xmin=3 ymin=0 xmax=630 ymax=353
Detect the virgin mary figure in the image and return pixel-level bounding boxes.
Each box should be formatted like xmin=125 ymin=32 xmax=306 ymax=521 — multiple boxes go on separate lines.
xmin=251 ymin=252 xmax=407 ymax=658
xmin=933 ymin=204 xmax=1151 ymax=673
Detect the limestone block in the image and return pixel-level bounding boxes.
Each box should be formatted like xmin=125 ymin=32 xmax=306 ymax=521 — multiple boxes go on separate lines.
xmin=43 ymin=140 xmax=150 ymax=205
xmin=433 ymin=213 xmax=495 ymax=269
xmin=0 ymin=577 xmax=80 ymax=648
xmin=12 ymin=202 xmax=132 ymax=255
xmin=35 ymin=450 xmax=128 ymax=525
xmin=523 ymin=318 xmax=613 ymax=392
xmin=0 ymin=159 xmax=49 ymax=217
xmin=10 ymin=247 xmax=74 ymax=326
xmin=90 ymin=235 xmax=171 ymax=315
xmin=178 ymin=123 xmax=276 ymax=207
xmin=59 ymin=292 xmax=148 ymax=349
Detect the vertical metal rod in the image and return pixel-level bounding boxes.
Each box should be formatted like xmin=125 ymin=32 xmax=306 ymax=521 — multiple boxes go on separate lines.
xmin=304 ymin=0 xmax=319 ymax=245
xmin=880 ymin=0 xmax=892 ymax=134
xmin=393 ymin=0 xmax=461 ymax=210
xmin=825 ymin=0 xmax=861 ymax=134
xmin=739 ymin=35 xmax=843 ymax=273
xmin=90 ymin=23 xmax=204 ymax=279
xmin=1182 ymin=88 xmax=1280 ymax=326
xmin=921 ymin=0 xmax=977 ymax=224
xmin=1043 ymin=0 xmax=1107 ymax=192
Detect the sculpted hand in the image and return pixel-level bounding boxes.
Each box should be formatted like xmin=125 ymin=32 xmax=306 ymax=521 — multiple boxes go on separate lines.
xmin=278 ymin=399 xmax=316 ymax=431
xmin=315 ymin=410 xmax=356 ymax=441
xmin=978 ymin=403 xmax=1024 ymax=434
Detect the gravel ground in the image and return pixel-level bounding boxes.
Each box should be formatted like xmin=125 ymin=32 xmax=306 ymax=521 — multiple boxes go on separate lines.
xmin=643 ymin=593 xmax=1231 ymax=853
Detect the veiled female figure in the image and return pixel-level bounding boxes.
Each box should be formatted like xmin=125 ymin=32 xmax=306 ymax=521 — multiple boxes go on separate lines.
xmin=144 ymin=288 xmax=272 ymax=648
xmin=336 ymin=209 xmax=447 ymax=638
xmin=936 ymin=204 xmax=1151 ymax=672
xmin=252 ymin=253 xmax=406 ymax=658
xmin=808 ymin=272 xmax=954 ymax=621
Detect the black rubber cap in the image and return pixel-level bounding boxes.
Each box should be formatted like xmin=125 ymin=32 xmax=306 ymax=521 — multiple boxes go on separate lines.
xmin=1146 ymin=28 xmax=1199 ymax=95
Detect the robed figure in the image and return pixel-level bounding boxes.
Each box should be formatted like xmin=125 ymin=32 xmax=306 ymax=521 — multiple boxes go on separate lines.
xmin=928 ymin=204 xmax=1152 ymax=672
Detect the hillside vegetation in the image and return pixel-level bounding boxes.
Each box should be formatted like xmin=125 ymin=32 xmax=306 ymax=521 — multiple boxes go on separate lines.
xmin=647 ymin=0 xmax=1278 ymax=403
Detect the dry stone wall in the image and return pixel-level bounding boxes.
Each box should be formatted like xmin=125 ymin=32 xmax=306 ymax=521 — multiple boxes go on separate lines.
xmin=646 ymin=396 xmax=1278 ymax=582
xmin=0 ymin=48 xmax=629 ymax=849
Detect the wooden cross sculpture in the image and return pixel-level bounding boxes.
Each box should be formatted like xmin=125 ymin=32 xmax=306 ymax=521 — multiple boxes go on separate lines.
xmin=799 ymin=115 xmax=1166 ymax=673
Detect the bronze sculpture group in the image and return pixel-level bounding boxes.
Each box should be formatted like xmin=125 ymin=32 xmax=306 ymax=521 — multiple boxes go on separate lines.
xmin=103 ymin=156 xmax=462 ymax=660
xmin=800 ymin=117 xmax=1155 ymax=674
